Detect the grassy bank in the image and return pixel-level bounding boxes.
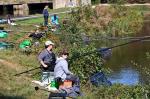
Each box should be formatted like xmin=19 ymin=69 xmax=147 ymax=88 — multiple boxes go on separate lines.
xmin=0 ymin=50 xmax=47 ymax=99
xmin=1 ymin=5 xmax=150 ymax=99
xmin=0 ymin=50 xmax=149 ymax=99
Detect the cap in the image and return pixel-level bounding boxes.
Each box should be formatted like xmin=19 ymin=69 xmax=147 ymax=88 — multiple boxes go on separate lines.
xmin=45 ymin=40 xmax=54 ymax=46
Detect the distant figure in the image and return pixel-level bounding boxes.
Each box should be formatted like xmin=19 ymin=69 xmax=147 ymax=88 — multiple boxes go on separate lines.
xmin=50 ymin=14 xmax=59 ymax=32
xmin=7 ymin=15 xmax=17 ymax=26
xmin=50 ymin=14 xmax=59 ymax=26
xmin=43 ymin=6 xmax=49 ymax=26
xmin=65 ymin=0 xmax=76 ymax=8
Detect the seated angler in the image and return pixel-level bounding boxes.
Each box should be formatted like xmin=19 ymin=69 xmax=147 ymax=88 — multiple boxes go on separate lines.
xmin=54 ymin=49 xmax=80 ymax=88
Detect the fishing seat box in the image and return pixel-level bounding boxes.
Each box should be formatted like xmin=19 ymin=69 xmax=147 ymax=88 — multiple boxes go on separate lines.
xmin=48 ymin=80 xmax=73 ymax=99
xmin=59 ymin=80 xmax=72 ymax=89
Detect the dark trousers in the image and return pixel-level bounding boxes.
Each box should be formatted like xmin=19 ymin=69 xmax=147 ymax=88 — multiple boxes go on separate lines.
xmin=66 ymin=74 xmax=80 ymax=86
xmin=44 ymin=16 xmax=48 ymax=26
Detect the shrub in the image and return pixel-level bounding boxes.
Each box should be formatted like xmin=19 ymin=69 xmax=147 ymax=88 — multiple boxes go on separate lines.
xmin=69 ymin=44 xmax=103 ymax=84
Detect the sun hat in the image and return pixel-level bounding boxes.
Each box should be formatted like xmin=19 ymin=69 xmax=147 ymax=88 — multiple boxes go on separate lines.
xmin=45 ymin=40 xmax=54 ymax=46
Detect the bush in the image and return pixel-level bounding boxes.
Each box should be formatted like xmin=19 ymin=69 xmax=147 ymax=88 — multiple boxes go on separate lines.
xmin=69 ymin=44 xmax=103 ymax=84
xmin=79 ymin=84 xmax=150 ymax=99
xmin=60 ymin=4 xmax=144 ymax=42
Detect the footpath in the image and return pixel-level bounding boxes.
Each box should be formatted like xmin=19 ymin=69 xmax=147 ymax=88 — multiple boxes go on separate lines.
xmin=1 ymin=3 xmax=150 ymax=22
xmin=13 ymin=3 xmax=150 ymax=21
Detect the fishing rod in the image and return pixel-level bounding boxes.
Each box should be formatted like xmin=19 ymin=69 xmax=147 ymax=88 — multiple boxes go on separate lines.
xmin=14 ymin=66 xmax=40 ymax=76
xmin=14 ymin=36 xmax=150 ymax=76
xmin=70 ymin=36 xmax=150 ymax=60
xmin=97 ymin=36 xmax=150 ymax=52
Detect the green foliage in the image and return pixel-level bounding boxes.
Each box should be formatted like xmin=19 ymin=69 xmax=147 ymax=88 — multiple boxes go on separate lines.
xmin=48 ymin=7 xmax=71 ymax=13
xmin=60 ymin=4 xmax=144 ymax=40
xmin=60 ymin=5 xmax=96 ymax=36
xmin=16 ymin=17 xmax=43 ymax=25
xmin=69 ymin=44 xmax=103 ymax=84
xmin=0 ymin=61 xmax=47 ymax=99
xmin=0 ymin=5 xmax=149 ymax=99
xmin=127 ymin=0 xmax=150 ymax=3
xmin=109 ymin=0 xmax=150 ymax=4
xmin=109 ymin=0 xmax=127 ymax=4
xmin=91 ymin=0 xmax=99 ymax=5
xmin=146 ymin=52 xmax=150 ymax=59
xmin=79 ymin=84 xmax=150 ymax=99
xmin=107 ymin=5 xmax=144 ymax=36
xmin=80 ymin=84 xmax=150 ymax=99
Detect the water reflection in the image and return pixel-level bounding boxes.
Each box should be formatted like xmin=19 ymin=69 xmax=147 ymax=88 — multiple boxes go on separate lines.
xmin=104 ymin=41 xmax=150 ymax=85
xmin=107 ymin=67 xmax=139 ymax=85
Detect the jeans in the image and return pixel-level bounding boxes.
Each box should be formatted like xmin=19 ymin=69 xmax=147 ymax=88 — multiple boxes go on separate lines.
xmin=66 ymin=74 xmax=80 ymax=86
xmin=44 ymin=16 xmax=48 ymax=26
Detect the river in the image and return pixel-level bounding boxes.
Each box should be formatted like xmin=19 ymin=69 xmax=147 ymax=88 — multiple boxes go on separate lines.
xmin=104 ymin=15 xmax=150 ymax=85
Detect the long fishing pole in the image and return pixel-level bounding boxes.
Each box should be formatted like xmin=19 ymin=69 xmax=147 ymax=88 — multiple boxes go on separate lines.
xmin=97 ymin=36 xmax=150 ymax=52
xmin=14 ymin=66 xmax=40 ymax=76
xmin=72 ymin=36 xmax=150 ymax=59
xmin=14 ymin=36 xmax=150 ymax=76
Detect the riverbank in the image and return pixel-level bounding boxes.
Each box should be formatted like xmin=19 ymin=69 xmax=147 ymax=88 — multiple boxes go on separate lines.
xmin=0 ymin=4 xmax=150 ymax=99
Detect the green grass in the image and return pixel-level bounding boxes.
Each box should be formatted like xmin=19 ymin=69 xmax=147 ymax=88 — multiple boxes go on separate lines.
xmin=16 ymin=17 xmax=43 ymax=25
xmin=0 ymin=50 xmax=149 ymax=99
xmin=1 ymin=5 xmax=150 ymax=99
xmin=16 ymin=13 xmax=70 ymax=26
xmin=15 ymin=7 xmax=72 ymax=25
xmin=49 ymin=7 xmax=71 ymax=14
xmin=0 ymin=50 xmax=47 ymax=99
xmin=132 ymin=5 xmax=150 ymax=13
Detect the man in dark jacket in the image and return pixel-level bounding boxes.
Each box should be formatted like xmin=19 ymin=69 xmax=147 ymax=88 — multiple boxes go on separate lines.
xmin=43 ymin=6 xmax=49 ymax=26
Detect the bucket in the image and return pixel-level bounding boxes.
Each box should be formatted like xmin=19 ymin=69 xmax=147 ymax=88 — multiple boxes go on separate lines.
xmin=50 ymin=80 xmax=59 ymax=89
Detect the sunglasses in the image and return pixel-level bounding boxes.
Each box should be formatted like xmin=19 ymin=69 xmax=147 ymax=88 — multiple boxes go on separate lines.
xmin=64 ymin=53 xmax=69 ymax=56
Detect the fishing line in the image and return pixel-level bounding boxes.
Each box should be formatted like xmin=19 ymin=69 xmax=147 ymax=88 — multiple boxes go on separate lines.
xmin=14 ymin=36 xmax=150 ymax=76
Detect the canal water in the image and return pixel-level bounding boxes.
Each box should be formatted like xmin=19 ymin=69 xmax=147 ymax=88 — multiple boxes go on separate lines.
xmin=104 ymin=16 xmax=150 ymax=85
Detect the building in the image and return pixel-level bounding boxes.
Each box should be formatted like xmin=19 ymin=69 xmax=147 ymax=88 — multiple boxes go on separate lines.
xmin=0 ymin=0 xmax=91 ymax=16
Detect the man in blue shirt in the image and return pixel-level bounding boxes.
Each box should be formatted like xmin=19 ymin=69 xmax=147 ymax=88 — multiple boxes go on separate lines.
xmin=43 ymin=6 xmax=49 ymax=26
